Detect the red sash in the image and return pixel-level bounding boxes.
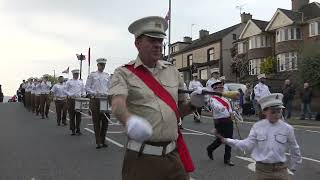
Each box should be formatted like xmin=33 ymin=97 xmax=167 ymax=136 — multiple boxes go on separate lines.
xmin=211 ymin=95 xmax=231 ymax=111
xmin=125 ymin=64 xmax=195 ymax=172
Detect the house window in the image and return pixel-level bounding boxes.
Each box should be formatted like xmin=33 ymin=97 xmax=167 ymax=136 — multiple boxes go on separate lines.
xmin=309 ymin=22 xmax=319 ymax=37
xmin=170 ymin=46 xmax=178 ymax=53
xmin=277 ymin=52 xmax=298 ymax=72
xmin=248 ymin=35 xmax=271 ymax=49
xmin=276 ymin=27 xmax=302 ymax=42
xmin=207 ymin=48 xmax=215 ymax=61
xmin=233 ymin=34 xmax=237 ymax=40
xmin=248 ymin=58 xmax=264 ymax=75
xmin=199 ymin=69 xmax=208 ymax=80
xmin=238 ymin=42 xmax=247 ymax=54
xmin=187 ymin=54 xmax=193 ymax=66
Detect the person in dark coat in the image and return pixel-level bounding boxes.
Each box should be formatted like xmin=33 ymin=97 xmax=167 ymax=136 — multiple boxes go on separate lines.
xmin=282 ymin=79 xmax=295 ymax=120
xmin=300 ymin=82 xmax=313 ymax=120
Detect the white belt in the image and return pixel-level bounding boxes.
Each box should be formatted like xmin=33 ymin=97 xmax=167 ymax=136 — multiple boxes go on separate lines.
xmin=127 ymin=140 xmax=176 ymax=156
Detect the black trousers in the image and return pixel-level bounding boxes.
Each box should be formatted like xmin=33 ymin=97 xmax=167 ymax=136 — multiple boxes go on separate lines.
xmin=207 ymin=120 xmax=233 ymax=161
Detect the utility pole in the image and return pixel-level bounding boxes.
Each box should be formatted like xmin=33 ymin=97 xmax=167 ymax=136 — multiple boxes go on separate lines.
xmin=77 ymin=53 xmax=85 ymax=80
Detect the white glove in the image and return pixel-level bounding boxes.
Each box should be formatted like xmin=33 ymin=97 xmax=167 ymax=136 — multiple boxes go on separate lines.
xmin=126 ymin=115 xmax=153 ymax=142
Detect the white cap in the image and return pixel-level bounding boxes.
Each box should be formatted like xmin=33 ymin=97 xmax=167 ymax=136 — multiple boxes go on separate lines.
xmin=71 ymin=69 xmax=80 ymax=74
xmin=96 ymin=58 xmax=107 ymax=64
xmin=128 ymin=16 xmax=168 ymax=39
xmin=210 ymin=80 xmax=223 ymax=88
xmin=257 ymin=73 xmax=266 ymax=79
xmin=210 ymin=69 xmax=219 ymax=74
xmin=219 ymin=76 xmax=226 ymax=80
xmin=192 ymin=73 xmax=198 ymax=77
xmin=258 ymin=93 xmax=285 ymax=110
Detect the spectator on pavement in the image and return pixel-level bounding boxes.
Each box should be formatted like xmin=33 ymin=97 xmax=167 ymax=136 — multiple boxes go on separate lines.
xmin=300 ymin=82 xmax=313 ymax=120
xmin=282 ymin=79 xmax=295 ymax=120
xmin=0 ymin=85 xmax=4 ymax=103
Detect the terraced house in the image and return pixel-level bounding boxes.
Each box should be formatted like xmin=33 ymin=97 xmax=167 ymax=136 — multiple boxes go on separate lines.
xmin=233 ymin=0 xmax=320 ymax=83
xmin=169 ymin=13 xmax=252 ymax=84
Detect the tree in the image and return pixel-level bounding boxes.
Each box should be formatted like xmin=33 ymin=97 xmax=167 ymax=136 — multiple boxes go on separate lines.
xmin=299 ymin=43 xmax=320 ymax=88
xmin=261 ymin=56 xmax=277 ymax=74
xmin=42 ymin=74 xmax=58 ymax=85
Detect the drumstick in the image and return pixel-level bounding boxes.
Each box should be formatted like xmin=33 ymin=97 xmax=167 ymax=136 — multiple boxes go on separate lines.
xmin=178 ymin=89 xmax=240 ymax=100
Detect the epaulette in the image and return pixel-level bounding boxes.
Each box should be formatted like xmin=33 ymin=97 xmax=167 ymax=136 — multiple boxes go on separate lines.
xmin=160 ymin=60 xmax=173 ymax=66
xmin=122 ymin=60 xmax=135 ymax=67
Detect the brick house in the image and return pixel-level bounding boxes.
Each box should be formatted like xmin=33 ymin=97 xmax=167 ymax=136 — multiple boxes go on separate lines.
xmin=170 ymin=13 xmax=251 ymax=84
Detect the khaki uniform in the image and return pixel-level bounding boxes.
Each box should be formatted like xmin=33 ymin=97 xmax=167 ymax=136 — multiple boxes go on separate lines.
xmin=40 ymin=81 xmax=52 ymax=118
xmin=109 ymin=56 xmax=188 ymax=180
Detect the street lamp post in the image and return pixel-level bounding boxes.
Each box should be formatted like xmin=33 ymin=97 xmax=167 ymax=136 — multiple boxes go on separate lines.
xmin=77 ymin=53 xmax=85 ymax=80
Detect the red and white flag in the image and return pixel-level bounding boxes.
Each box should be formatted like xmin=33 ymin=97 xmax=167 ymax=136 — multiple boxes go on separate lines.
xmin=165 ymin=10 xmax=170 ymax=22
xmin=62 ymin=67 xmax=69 ymax=74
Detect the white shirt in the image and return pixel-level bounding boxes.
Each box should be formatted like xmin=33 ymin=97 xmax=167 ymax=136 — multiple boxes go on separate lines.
xmin=35 ymin=83 xmax=42 ymax=95
xmin=40 ymin=81 xmax=52 ymax=94
xmin=51 ymin=83 xmax=67 ymax=100
xmin=85 ymin=71 xmax=110 ymax=96
xmin=25 ymin=82 xmax=33 ymax=92
xmin=207 ymin=95 xmax=232 ymax=119
xmin=226 ymin=119 xmax=302 ymax=170
xmin=254 ymin=82 xmax=271 ymax=101
xmin=64 ymin=79 xmax=85 ymax=98
xmin=31 ymin=83 xmax=36 ymax=94
xmin=188 ymin=80 xmax=203 ymax=91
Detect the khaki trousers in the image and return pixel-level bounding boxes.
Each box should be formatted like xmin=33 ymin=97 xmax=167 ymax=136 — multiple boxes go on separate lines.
xmin=31 ymin=94 xmax=35 ymax=112
xmin=40 ymin=94 xmax=51 ymax=117
xmin=25 ymin=92 xmax=31 ymax=111
xmin=122 ymin=149 xmax=188 ymax=180
xmin=89 ymin=98 xmax=109 ymax=145
xmin=35 ymin=95 xmax=41 ymax=114
xmin=67 ymin=98 xmax=81 ymax=132
xmin=55 ymin=100 xmax=67 ymax=125
xmin=255 ymin=162 xmax=289 ymax=180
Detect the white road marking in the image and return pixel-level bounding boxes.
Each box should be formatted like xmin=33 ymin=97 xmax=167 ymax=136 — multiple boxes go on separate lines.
xmin=84 ymin=128 xmax=124 ymax=148
xmin=182 ymin=132 xmax=206 ymax=136
xmin=183 ymin=128 xmax=216 ymax=137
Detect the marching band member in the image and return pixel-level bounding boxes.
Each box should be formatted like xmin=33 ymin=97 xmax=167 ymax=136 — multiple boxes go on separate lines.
xmin=51 ymin=76 xmax=68 ymax=126
xmin=65 ymin=69 xmax=85 ymax=135
xmin=39 ymin=75 xmax=52 ymax=119
xmin=24 ymin=78 xmax=33 ymax=111
xmin=254 ymin=74 xmax=271 ymax=118
xmin=220 ymin=93 xmax=302 ymax=180
xmin=30 ymin=78 xmax=36 ymax=113
xmin=85 ymin=58 xmax=111 ymax=149
xmin=34 ymin=78 xmax=42 ymax=116
xmin=205 ymin=79 xmax=235 ymax=166
xmin=188 ymin=73 xmax=203 ymax=123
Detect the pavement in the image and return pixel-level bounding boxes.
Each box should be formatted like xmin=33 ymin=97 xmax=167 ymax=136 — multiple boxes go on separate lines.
xmin=1 ymin=102 xmax=320 ymax=180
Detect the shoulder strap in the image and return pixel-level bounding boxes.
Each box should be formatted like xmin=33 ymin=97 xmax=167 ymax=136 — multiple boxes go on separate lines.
xmin=125 ymin=64 xmax=181 ymax=121
xmin=211 ymin=95 xmax=231 ymax=111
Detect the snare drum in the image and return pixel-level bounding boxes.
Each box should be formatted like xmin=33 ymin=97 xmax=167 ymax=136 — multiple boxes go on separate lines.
xmin=74 ymin=98 xmax=90 ymax=112
xmin=96 ymin=97 xmax=110 ymax=113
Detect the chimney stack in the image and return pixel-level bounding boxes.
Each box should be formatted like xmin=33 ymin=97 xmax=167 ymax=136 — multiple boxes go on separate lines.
xmin=292 ymin=0 xmax=309 ymax=11
xmin=199 ymin=29 xmax=209 ymax=39
xmin=241 ymin=12 xmax=252 ymax=23
xmin=183 ymin=36 xmax=192 ymax=43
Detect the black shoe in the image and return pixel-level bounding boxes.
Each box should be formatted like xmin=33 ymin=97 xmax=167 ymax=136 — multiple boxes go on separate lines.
xmin=194 ymin=119 xmax=201 ymax=123
xmin=76 ymin=132 xmax=82 ymax=136
xmin=46 ymin=114 xmax=48 ymax=118
xmin=71 ymin=132 xmax=76 ymax=136
xmin=96 ymin=144 xmax=102 ymax=149
xmin=57 ymin=123 xmax=61 ymax=126
xmin=206 ymin=148 xmax=213 ymax=160
xmin=62 ymin=122 xmax=68 ymax=126
xmin=41 ymin=116 xmax=45 ymax=119
xmin=102 ymin=143 xmax=108 ymax=148
xmin=224 ymin=160 xmax=235 ymax=166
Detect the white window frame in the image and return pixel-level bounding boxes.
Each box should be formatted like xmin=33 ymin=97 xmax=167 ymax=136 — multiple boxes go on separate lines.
xmin=199 ymin=68 xmax=208 ymax=80
xmin=248 ymin=58 xmax=264 ymax=75
xmin=238 ymin=42 xmax=247 ymax=54
xmin=248 ymin=35 xmax=271 ymax=50
xmin=277 ymin=52 xmax=298 ymax=72
xmin=207 ymin=48 xmax=215 ymax=61
xmin=309 ymin=22 xmax=319 ymax=37
xmin=276 ymin=27 xmax=302 ymax=42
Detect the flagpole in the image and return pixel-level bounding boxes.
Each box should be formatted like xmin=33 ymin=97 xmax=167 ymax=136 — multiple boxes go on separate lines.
xmin=168 ymin=0 xmax=171 ymax=62
xmin=88 ymin=47 xmax=91 ymax=76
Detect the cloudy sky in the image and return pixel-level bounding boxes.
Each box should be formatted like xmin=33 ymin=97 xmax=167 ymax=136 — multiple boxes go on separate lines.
xmin=0 ymin=0 xmax=319 ymax=96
